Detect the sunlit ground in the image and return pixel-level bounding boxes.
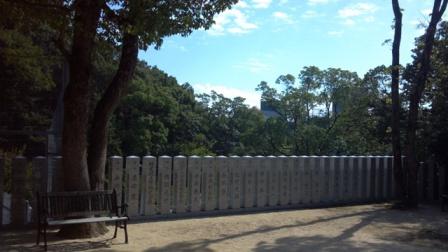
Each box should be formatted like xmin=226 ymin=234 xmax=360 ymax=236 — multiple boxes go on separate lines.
xmin=1 ymin=204 xmax=447 ymax=252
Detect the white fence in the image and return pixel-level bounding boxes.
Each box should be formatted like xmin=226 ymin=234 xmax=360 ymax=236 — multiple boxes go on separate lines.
xmin=1 ymin=155 xmax=445 ymax=226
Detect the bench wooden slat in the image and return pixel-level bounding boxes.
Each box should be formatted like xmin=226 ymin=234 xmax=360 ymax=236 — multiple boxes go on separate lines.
xmin=48 ymin=216 xmax=128 ymax=226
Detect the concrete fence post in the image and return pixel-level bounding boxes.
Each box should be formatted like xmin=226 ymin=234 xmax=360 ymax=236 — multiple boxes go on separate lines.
xmin=173 ymin=156 xmax=187 ymax=213
xmin=203 ymin=156 xmax=217 ymax=211
xmin=217 ymin=156 xmax=230 ymax=210
xmin=310 ymin=156 xmax=320 ymax=205
xmin=110 ymin=156 xmax=124 ymax=207
xmin=255 ymin=156 xmax=268 ymax=207
xmin=188 ymin=156 xmax=202 ymax=212
xmin=300 ymin=156 xmax=311 ymax=205
xmin=267 ymin=156 xmax=279 ymax=206
xmin=11 ymin=156 xmax=27 ymax=226
xmin=328 ymin=156 xmax=336 ymax=204
xmin=230 ymin=156 xmax=243 ymax=209
xmin=142 ymin=156 xmax=156 ymax=215
xmin=243 ymin=156 xmax=255 ymax=208
xmin=341 ymin=156 xmax=350 ymax=203
xmin=279 ymin=156 xmax=291 ymax=206
xmin=353 ymin=157 xmax=362 ymax=202
xmin=290 ymin=156 xmax=300 ymax=205
xmin=386 ymin=156 xmax=394 ymax=199
xmin=158 ymin=156 xmax=172 ymax=214
xmin=126 ymin=156 xmax=141 ymax=217
xmin=322 ymin=156 xmax=330 ymax=204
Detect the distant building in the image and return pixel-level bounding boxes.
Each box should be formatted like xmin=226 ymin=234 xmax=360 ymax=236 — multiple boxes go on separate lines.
xmin=260 ymin=100 xmax=280 ymax=119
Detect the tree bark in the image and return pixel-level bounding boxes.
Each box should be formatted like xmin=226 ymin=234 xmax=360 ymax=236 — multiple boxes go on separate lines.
xmin=405 ymin=0 xmax=447 ymax=207
xmin=391 ymin=0 xmax=405 ymax=201
xmin=59 ymin=0 xmax=105 ymax=239
xmin=87 ymin=33 xmax=139 ymax=190
xmin=61 ymin=0 xmax=103 ymax=192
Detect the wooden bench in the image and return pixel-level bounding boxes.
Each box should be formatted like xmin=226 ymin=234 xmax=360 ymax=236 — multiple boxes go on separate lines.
xmin=442 ymin=194 xmax=448 ymax=212
xmin=36 ymin=190 xmax=129 ymax=251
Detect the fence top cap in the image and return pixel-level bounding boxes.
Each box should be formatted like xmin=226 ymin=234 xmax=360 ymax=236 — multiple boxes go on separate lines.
xmin=174 ymin=155 xmax=186 ymax=158
xmin=255 ymin=155 xmax=265 ymax=158
xmin=267 ymin=155 xmax=276 ymax=158
xmin=243 ymin=155 xmax=253 ymax=158
xmin=126 ymin=155 xmax=140 ymax=158
xmin=159 ymin=155 xmax=171 ymax=158
xmin=110 ymin=155 xmax=123 ymax=158
xmin=143 ymin=155 xmax=155 ymax=158
xmin=204 ymin=155 xmax=214 ymax=159
xmin=230 ymin=155 xmax=240 ymax=158
xmin=189 ymin=155 xmax=200 ymax=158
xmin=217 ymin=155 xmax=227 ymax=158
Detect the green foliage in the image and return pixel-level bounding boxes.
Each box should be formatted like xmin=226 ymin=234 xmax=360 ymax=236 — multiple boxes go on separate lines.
xmin=256 ymin=66 xmax=391 ymax=156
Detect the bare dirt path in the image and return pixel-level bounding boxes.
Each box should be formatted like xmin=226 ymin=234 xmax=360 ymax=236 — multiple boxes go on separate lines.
xmin=1 ymin=204 xmax=447 ymax=252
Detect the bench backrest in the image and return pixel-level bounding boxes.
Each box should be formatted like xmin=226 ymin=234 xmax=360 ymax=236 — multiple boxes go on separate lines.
xmin=37 ymin=190 xmax=118 ymax=219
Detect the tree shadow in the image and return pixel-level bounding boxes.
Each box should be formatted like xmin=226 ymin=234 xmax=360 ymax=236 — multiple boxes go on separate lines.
xmin=0 ymin=228 xmax=118 ymax=252
xmin=143 ymin=206 xmax=448 ymax=252
xmin=143 ymin=208 xmax=382 ymax=252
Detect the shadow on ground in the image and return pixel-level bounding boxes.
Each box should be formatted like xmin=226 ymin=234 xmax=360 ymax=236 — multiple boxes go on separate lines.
xmin=1 ymin=205 xmax=447 ymax=252
xmin=142 ymin=206 xmax=448 ymax=252
xmin=0 ymin=228 xmax=118 ymax=252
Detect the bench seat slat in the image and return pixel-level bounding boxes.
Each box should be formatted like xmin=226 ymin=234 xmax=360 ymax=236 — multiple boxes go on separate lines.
xmin=48 ymin=216 xmax=128 ymax=226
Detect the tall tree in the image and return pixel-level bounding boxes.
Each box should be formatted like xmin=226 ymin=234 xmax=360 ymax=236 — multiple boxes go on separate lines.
xmin=86 ymin=0 xmax=238 ymax=191
xmin=391 ymin=0 xmax=405 ymax=202
xmin=62 ymin=0 xmax=104 ymax=192
xmin=405 ymin=0 xmax=447 ymax=207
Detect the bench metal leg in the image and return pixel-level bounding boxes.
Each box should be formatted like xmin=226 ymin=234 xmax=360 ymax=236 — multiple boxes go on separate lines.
xmin=43 ymin=224 xmax=47 ymax=251
xmin=124 ymin=221 xmax=128 ymax=244
xmin=113 ymin=221 xmax=118 ymax=238
xmin=36 ymin=222 xmax=41 ymax=245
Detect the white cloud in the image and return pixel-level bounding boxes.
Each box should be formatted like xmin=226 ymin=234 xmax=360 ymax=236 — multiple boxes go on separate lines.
xmin=193 ymin=83 xmax=260 ymax=108
xmin=234 ymin=58 xmax=270 ymax=73
xmin=251 ymin=0 xmax=272 ymax=9
xmin=338 ymin=3 xmax=378 ymax=18
xmin=272 ymin=11 xmax=294 ymax=23
xmin=208 ymin=9 xmax=257 ymax=36
xmin=338 ymin=3 xmax=378 ymax=26
xmin=235 ymin=0 xmax=249 ymax=9
xmin=308 ymin=0 xmax=329 ymax=5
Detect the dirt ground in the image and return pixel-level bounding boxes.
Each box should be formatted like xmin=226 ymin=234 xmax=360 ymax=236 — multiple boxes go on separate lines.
xmin=1 ymin=204 xmax=448 ymax=252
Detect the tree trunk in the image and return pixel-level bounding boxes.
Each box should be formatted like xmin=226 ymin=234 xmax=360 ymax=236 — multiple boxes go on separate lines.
xmin=405 ymin=0 xmax=447 ymax=208
xmin=88 ymin=33 xmax=139 ymax=190
xmin=59 ymin=0 xmax=104 ymax=238
xmin=391 ymin=0 xmax=405 ymax=201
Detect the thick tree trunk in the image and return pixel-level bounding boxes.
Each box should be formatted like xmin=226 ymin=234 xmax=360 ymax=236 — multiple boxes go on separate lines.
xmin=391 ymin=0 xmax=405 ymax=201
xmin=405 ymin=0 xmax=447 ymax=207
xmin=88 ymin=33 xmax=139 ymax=190
xmin=62 ymin=0 xmax=103 ymax=192
xmin=59 ymin=0 xmax=104 ymax=238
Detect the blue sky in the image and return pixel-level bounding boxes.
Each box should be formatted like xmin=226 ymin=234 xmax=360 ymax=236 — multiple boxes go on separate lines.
xmin=139 ymin=0 xmax=440 ymax=108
